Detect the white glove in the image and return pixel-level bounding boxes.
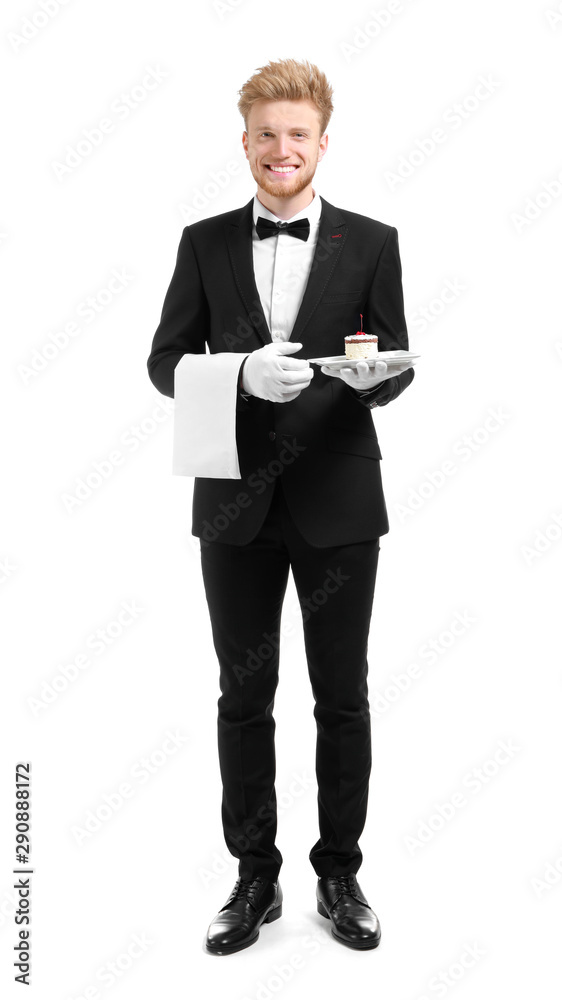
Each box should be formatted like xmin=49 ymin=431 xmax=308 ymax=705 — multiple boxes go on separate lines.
xmin=320 ymin=358 xmax=415 ymax=392
xmin=243 ymin=342 xmax=313 ymax=403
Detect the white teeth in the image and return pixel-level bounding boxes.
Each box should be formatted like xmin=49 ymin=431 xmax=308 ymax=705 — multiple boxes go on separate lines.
xmin=268 ymin=165 xmax=297 ymax=172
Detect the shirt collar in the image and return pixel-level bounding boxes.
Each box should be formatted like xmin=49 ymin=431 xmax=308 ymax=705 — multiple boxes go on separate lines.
xmin=253 ymin=189 xmax=322 ymax=230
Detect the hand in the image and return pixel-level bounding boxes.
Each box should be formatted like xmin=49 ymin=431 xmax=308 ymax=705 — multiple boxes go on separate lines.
xmin=320 ymin=358 xmax=415 ymax=392
xmin=243 ymin=342 xmax=313 ymax=402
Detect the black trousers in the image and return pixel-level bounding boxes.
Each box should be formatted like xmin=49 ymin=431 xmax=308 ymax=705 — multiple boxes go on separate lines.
xmin=199 ymin=475 xmax=380 ymax=881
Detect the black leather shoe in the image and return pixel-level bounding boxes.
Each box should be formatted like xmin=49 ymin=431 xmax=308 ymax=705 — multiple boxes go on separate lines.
xmin=205 ymin=876 xmax=282 ymax=955
xmin=316 ymin=874 xmax=381 ymax=950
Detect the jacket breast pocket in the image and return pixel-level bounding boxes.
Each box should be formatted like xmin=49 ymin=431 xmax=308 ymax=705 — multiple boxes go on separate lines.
xmin=326 ymin=425 xmax=382 ymax=460
xmin=322 ymin=290 xmax=363 ymax=303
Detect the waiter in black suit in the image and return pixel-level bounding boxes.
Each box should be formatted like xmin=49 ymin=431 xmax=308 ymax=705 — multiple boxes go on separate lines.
xmin=147 ymin=58 xmax=415 ymax=955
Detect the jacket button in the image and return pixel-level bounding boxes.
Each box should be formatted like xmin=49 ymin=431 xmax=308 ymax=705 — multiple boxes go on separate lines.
xmin=268 ymin=431 xmax=276 ymax=441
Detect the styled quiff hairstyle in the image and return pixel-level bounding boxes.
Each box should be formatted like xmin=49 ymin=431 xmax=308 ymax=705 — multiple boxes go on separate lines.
xmin=237 ymin=58 xmax=334 ymax=138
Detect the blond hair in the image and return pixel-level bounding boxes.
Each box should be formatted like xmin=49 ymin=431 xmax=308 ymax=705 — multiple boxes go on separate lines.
xmin=237 ymin=58 xmax=334 ymax=137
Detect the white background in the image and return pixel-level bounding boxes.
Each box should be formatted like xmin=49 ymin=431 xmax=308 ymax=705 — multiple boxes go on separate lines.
xmin=1 ymin=0 xmax=561 ymax=996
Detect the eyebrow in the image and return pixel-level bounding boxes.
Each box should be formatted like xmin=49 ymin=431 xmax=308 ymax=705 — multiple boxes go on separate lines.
xmin=252 ymin=126 xmax=311 ymax=132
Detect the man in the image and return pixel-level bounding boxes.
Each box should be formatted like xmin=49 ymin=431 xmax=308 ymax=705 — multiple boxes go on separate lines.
xmin=147 ymin=57 xmax=416 ymax=955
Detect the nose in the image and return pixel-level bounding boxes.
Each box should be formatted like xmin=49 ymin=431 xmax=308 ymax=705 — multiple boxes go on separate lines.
xmin=271 ymin=135 xmax=291 ymax=159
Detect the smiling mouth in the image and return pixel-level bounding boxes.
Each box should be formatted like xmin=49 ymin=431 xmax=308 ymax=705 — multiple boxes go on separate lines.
xmin=266 ymin=165 xmax=299 ymax=174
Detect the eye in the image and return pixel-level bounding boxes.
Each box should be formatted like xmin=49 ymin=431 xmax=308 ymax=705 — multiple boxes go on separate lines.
xmin=259 ymin=132 xmax=307 ymax=138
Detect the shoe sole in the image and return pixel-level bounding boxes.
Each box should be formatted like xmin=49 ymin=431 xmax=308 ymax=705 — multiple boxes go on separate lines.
xmin=316 ymin=898 xmax=381 ymax=950
xmin=205 ymin=903 xmax=282 ymax=956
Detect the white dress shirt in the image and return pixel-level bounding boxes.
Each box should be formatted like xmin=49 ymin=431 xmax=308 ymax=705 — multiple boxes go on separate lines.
xmin=251 ymin=188 xmax=322 ymax=342
xmin=173 ymin=189 xmax=321 ymax=479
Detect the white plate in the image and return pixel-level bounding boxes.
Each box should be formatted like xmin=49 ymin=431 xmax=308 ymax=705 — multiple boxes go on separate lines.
xmin=308 ymin=350 xmax=420 ymax=371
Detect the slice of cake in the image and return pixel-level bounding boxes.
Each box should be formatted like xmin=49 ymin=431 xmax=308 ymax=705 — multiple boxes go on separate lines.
xmin=344 ymin=313 xmax=378 ymax=359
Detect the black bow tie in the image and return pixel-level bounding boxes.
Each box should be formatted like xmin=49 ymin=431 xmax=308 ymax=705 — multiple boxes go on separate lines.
xmin=256 ymin=216 xmax=310 ymax=242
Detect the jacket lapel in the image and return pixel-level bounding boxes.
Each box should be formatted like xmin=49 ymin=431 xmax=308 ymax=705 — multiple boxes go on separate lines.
xmin=224 ymin=195 xmax=349 ymax=348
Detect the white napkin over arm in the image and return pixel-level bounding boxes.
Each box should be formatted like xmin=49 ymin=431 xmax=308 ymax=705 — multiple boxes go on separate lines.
xmin=172 ymin=352 xmax=250 ymax=479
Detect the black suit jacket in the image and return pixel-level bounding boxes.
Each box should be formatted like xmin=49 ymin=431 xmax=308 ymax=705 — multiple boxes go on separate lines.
xmin=147 ymin=195 xmax=414 ymax=547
